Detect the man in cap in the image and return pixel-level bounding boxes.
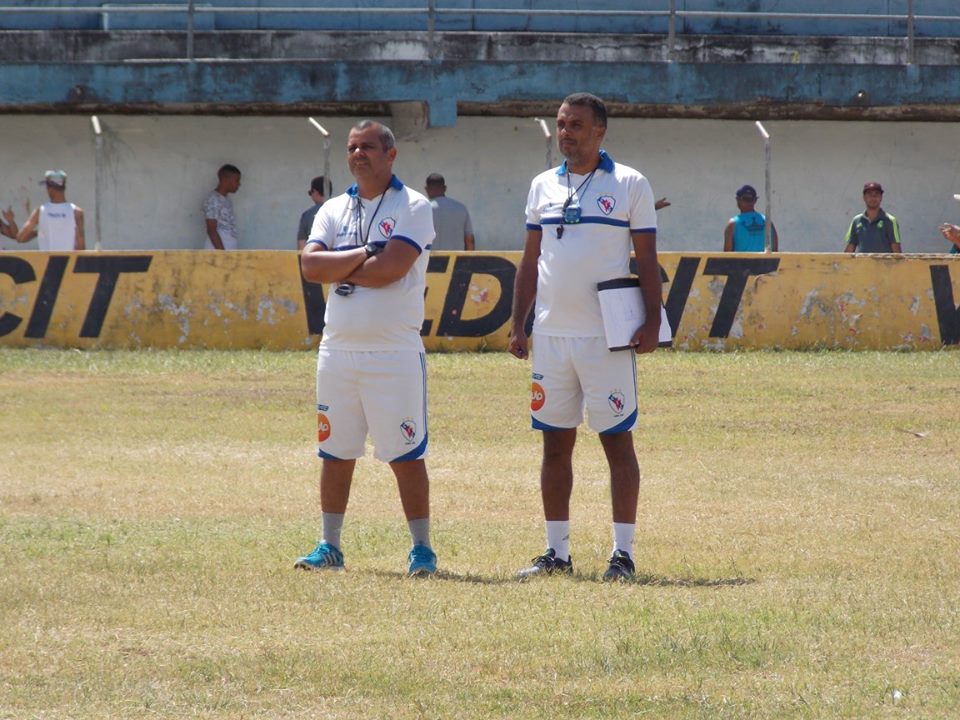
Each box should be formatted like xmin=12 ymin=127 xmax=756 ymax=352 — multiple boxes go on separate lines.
xmin=723 ymin=184 xmax=778 ymax=252
xmin=844 ymin=182 xmax=901 ymax=253
xmin=297 ymin=176 xmax=327 ymax=251
xmin=424 ymin=173 xmax=475 ymax=251
xmin=6 ymin=170 xmax=85 ymax=250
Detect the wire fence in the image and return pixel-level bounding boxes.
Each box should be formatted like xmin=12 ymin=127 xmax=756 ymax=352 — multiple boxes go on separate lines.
xmin=2 ymin=1 xmax=959 ymax=63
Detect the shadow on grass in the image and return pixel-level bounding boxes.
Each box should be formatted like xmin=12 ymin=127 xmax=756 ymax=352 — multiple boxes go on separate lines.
xmin=369 ymin=569 xmax=520 ymax=585
xmin=365 ymin=568 xmax=756 ymax=588
xmin=573 ymin=571 xmax=757 ymax=588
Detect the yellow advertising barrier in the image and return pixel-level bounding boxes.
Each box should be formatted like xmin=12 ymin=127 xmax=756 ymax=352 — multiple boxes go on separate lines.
xmin=0 ymin=251 xmax=958 ymax=351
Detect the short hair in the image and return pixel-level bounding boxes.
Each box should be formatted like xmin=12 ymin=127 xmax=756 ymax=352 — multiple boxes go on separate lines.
xmin=353 ymin=120 xmax=396 ymax=151
xmin=561 ymin=92 xmax=608 ymax=128
xmin=218 ymin=163 xmax=241 ymax=179
xmin=310 ymin=176 xmax=326 ymax=194
xmin=425 ymin=173 xmax=445 ymax=186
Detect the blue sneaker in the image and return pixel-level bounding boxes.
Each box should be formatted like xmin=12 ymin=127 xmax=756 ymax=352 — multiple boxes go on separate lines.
xmin=294 ymin=541 xmax=344 ymax=571
xmin=407 ymin=544 xmax=437 ymax=577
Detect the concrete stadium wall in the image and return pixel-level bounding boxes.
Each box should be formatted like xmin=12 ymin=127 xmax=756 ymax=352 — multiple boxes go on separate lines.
xmin=2 ymin=0 xmax=958 ymax=36
xmin=1 ymin=251 xmax=958 ymax=351
xmin=2 ymin=115 xmax=960 ymax=255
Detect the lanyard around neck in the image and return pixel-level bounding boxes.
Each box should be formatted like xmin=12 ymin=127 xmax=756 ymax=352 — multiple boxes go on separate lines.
xmin=355 ymin=190 xmax=388 ymax=246
xmin=563 ymin=168 xmax=596 ymax=213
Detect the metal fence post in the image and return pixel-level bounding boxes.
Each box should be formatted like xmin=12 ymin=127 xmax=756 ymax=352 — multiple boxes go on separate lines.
xmin=667 ymin=0 xmax=676 ymax=62
xmin=90 ymin=116 xmax=103 ymax=251
xmin=906 ymin=0 xmax=915 ymax=65
xmin=427 ymin=0 xmax=436 ymax=61
xmin=755 ymin=121 xmax=772 ymax=253
xmin=187 ymin=0 xmax=195 ymax=61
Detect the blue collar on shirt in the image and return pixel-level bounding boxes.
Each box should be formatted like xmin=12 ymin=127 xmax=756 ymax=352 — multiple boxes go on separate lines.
xmin=346 ymin=174 xmax=404 ymax=197
xmin=556 ymin=149 xmax=615 ymax=176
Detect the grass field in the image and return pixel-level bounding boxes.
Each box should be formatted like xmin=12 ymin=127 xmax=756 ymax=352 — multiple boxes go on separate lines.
xmin=1 ymin=348 xmax=959 ymax=719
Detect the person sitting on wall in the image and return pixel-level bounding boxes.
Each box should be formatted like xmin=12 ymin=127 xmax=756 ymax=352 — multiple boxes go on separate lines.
xmin=723 ymin=184 xmax=777 ymax=252
xmin=844 ymin=182 xmax=901 ymax=254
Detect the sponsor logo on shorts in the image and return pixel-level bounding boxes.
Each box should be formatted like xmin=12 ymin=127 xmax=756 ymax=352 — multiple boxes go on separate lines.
xmin=400 ymin=418 xmax=417 ymax=444
xmin=532 ymin=372 xmax=543 ymax=381
xmin=597 ymin=195 xmax=616 ymax=215
xmin=317 ymin=412 xmax=332 ymax=442
xmin=531 ymin=382 xmax=546 ymax=412
xmin=607 ymin=390 xmax=625 ymax=416
xmin=379 ymin=217 xmax=396 ymax=239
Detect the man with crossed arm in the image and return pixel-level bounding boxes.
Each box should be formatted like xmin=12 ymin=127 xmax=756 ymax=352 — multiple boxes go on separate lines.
xmin=295 ymin=120 xmax=438 ymax=577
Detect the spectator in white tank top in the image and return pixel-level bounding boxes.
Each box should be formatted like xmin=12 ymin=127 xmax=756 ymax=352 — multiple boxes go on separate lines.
xmin=5 ymin=170 xmax=85 ymax=251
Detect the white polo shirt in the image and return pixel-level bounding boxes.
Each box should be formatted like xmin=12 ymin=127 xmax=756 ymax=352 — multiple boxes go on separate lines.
xmin=525 ymin=150 xmax=657 ymax=338
xmin=308 ymin=175 xmax=434 ymax=352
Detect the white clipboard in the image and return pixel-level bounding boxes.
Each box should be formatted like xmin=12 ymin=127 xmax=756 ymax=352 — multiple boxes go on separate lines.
xmin=597 ymin=278 xmax=673 ymax=351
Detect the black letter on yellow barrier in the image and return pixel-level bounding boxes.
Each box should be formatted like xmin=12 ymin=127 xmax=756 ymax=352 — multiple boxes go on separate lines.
xmin=930 ymin=265 xmax=960 ymax=345
xmin=435 ymin=256 xmax=515 ymax=337
xmin=420 ymin=255 xmax=450 ymax=336
xmin=702 ymin=258 xmax=780 ymax=338
xmin=73 ymin=256 xmax=152 ymax=337
xmin=0 ymin=256 xmax=37 ymax=337
xmin=25 ymin=256 xmax=69 ymax=338
xmin=629 ymin=256 xmax=700 ymax=337
xmin=664 ymin=256 xmax=701 ymax=337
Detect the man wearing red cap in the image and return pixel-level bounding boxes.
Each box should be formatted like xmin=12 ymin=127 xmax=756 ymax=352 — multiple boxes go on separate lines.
xmin=844 ymin=182 xmax=901 ymax=254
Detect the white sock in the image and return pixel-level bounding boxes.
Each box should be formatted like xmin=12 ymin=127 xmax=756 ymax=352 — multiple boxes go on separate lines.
xmin=613 ymin=522 xmax=635 ymax=556
xmin=545 ymin=520 xmax=571 ymax=561
xmin=322 ymin=512 xmax=344 ymax=549
xmin=408 ymin=517 xmax=431 ymax=548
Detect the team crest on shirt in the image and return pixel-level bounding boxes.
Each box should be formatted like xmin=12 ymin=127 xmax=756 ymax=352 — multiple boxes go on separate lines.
xmin=607 ymin=390 xmax=626 ymax=416
xmin=400 ymin=418 xmax=417 ymax=444
xmin=597 ymin=195 xmax=616 ymax=215
xmin=317 ymin=412 xmax=332 ymax=442
xmin=379 ymin=217 xmax=397 ymax=238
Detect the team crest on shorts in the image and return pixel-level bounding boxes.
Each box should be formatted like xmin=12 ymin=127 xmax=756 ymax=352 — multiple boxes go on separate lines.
xmin=379 ymin=217 xmax=396 ymax=238
xmin=317 ymin=412 xmax=332 ymax=442
xmin=597 ymin=195 xmax=616 ymax=215
xmin=531 ymin=382 xmax=546 ymax=412
xmin=399 ymin=418 xmax=417 ymax=444
xmin=607 ymin=390 xmax=626 ymax=416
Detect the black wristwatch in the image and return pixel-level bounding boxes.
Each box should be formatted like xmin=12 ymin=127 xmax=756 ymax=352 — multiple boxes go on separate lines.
xmin=364 ymin=242 xmax=382 ymax=259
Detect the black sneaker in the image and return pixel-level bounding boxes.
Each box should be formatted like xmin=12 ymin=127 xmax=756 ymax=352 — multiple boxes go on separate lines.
xmin=602 ymin=550 xmax=635 ymax=582
xmin=517 ymin=548 xmax=573 ymax=578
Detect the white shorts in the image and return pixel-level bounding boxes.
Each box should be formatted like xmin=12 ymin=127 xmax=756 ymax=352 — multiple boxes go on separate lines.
xmin=316 ymin=348 xmax=428 ymax=462
xmin=530 ymin=334 xmax=638 ymax=434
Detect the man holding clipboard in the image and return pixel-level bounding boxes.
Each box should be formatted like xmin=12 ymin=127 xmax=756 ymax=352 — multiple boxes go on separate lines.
xmin=508 ymin=92 xmax=663 ymax=582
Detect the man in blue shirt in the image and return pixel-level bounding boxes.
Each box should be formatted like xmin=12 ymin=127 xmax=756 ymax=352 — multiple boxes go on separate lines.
xmin=723 ymin=184 xmax=778 ymax=252
xmin=844 ymin=182 xmax=902 ymax=254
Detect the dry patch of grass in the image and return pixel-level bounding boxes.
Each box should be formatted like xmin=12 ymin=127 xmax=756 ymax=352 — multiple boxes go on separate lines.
xmin=1 ymin=348 xmax=959 ymax=718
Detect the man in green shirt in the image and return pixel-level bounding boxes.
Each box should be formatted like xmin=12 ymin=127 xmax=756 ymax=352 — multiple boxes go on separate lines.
xmin=844 ymin=182 xmax=902 ymax=254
